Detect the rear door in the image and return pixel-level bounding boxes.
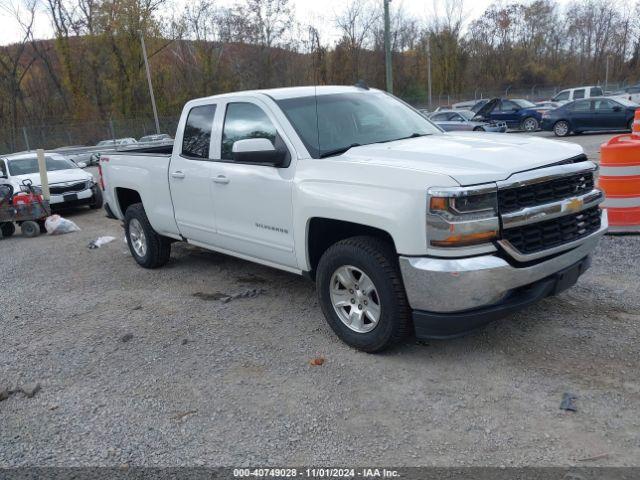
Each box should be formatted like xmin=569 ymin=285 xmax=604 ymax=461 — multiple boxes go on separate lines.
xmin=567 ymin=100 xmax=593 ymax=130
xmin=210 ymin=98 xmax=297 ymax=268
xmin=169 ymin=103 xmax=219 ymax=243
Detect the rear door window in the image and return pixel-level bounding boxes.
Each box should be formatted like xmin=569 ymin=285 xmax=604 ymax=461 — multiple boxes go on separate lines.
xmin=573 ymin=89 xmax=586 ymax=99
xmin=570 ymin=100 xmax=591 ymax=112
xmin=182 ymin=104 xmax=217 ymax=159
xmin=221 ymin=103 xmax=277 ymax=161
xmin=590 ymin=87 xmax=603 ymax=96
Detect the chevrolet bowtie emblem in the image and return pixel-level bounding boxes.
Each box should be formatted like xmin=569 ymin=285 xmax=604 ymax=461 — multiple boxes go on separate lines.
xmin=566 ymin=197 xmax=583 ymax=212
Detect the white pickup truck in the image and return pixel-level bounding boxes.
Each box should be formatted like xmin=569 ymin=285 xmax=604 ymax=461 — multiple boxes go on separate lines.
xmin=100 ymin=85 xmax=607 ymax=352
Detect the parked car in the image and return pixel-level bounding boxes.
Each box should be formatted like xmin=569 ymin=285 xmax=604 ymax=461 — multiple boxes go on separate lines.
xmin=551 ymin=86 xmax=603 ymax=105
xmin=0 ymin=152 xmax=102 ymax=210
xmin=139 ymin=134 xmax=173 ymax=143
xmin=451 ymin=100 xmax=478 ymax=110
xmin=97 ymin=138 xmax=138 ymax=148
xmin=473 ymin=98 xmax=543 ymax=131
xmin=609 ymin=84 xmax=640 ymax=104
xmin=541 ymin=97 xmax=638 ymax=137
xmin=428 ymin=110 xmax=507 ymax=132
xmin=100 ymin=85 xmax=606 ymax=352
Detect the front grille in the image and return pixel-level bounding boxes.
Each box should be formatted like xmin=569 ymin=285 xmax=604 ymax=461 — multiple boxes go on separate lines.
xmin=498 ymin=171 xmax=594 ymax=213
xmin=50 ymin=181 xmax=88 ymax=195
xmin=502 ymin=206 xmax=601 ymax=255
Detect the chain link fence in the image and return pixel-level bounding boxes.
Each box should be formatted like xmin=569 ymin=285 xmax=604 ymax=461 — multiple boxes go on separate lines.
xmin=1 ymin=115 xmax=180 ymax=155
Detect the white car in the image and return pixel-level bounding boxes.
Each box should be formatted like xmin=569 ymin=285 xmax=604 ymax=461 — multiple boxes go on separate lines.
xmin=551 ymin=86 xmax=604 ymax=105
xmin=0 ymin=152 xmax=102 ymax=209
xmin=100 ymin=85 xmax=606 ymax=352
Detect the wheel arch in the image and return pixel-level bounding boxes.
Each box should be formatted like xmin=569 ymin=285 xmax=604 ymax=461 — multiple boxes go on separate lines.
xmin=114 ymin=187 xmax=142 ymax=217
xmin=305 ymin=217 xmax=397 ymax=280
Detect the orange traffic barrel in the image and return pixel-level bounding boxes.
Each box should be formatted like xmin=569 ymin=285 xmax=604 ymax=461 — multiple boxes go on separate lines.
xmin=599 ymin=133 xmax=640 ymax=233
xmin=633 ymin=109 xmax=640 ymax=137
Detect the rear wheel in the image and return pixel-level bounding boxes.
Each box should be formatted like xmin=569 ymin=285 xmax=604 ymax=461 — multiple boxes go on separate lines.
xmin=521 ymin=117 xmax=539 ymax=132
xmin=21 ymin=220 xmax=40 ymax=238
xmin=316 ymin=236 xmax=411 ymax=352
xmin=553 ymin=120 xmax=570 ymax=137
xmin=124 ymin=203 xmax=171 ymax=268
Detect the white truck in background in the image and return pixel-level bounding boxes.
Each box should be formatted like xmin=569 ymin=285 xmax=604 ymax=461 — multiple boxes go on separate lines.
xmin=100 ymin=86 xmax=607 ymax=352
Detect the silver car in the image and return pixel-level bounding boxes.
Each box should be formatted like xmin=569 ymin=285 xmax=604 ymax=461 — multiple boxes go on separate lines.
xmin=429 ymin=110 xmax=507 ymax=133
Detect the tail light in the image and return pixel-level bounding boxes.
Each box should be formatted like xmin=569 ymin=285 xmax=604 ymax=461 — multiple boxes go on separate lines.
xmin=97 ymin=159 xmax=106 ymax=190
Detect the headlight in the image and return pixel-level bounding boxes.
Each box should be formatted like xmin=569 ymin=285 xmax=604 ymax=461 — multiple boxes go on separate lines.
xmin=427 ymin=186 xmax=499 ymax=248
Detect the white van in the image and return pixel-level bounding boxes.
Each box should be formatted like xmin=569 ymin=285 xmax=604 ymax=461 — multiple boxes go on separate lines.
xmin=551 ymin=86 xmax=603 ymax=104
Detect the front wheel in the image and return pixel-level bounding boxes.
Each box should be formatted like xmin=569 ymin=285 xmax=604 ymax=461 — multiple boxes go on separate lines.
xmin=553 ymin=120 xmax=570 ymax=137
xmin=521 ymin=117 xmax=539 ymax=132
xmin=89 ymin=186 xmax=103 ymax=209
xmin=316 ymin=236 xmax=411 ymax=352
xmin=629 ymin=119 xmax=634 ymax=132
xmin=124 ymin=203 xmax=171 ymax=268
xmin=473 ymin=126 xmax=485 ymax=132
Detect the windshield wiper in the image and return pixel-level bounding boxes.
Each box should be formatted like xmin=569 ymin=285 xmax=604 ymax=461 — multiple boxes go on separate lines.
xmin=377 ymin=132 xmax=431 ymax=143
xmin=319 ymin=143 xmax=361 ymax=158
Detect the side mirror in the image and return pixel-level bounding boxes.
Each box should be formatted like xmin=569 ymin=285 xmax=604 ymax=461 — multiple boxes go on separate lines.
xmin=77 ymin=162 xmax=87 ymax=169
xmin=232 ymin=138 xmax=285 ymax=166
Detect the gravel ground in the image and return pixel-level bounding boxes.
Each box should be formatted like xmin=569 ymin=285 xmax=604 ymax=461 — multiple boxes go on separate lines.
xmin=1 ymin=133 xmax=639 ymax=467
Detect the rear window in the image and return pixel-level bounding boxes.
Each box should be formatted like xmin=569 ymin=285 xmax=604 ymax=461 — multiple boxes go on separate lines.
xmin=182 ymin=105 xmax=216 ymax=159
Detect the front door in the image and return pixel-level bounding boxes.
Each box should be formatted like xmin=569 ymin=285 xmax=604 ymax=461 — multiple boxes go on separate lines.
xmin=170 ymin=103 xmax=219 ymax=244
xmin=568 ymin=99 xmax=593 ymax=130
xmin=593 ymin=99 xmax=626 ymax=130
xmin=211 ymin=100 xmax=296 ymax=268
xmin=493 ymin=100 xmax=521 ymax=128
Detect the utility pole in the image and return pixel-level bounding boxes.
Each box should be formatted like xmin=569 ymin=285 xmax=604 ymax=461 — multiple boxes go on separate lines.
xmin=383 ymin=0 xmax=393 ymax=94
xmin=604 ymin=56 xmax=610 ymax=93
xmin=427 ymin=36 xmax=432 ymax=109
xmin=140 ymin=32 xmax=160 ymax=135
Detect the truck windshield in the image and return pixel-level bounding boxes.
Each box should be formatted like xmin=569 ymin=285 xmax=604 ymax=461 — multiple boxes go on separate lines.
xmin=8 ymin=156 xmax=78 ymax=176
xmin=276 ymin=91 xmax=440 ymax=158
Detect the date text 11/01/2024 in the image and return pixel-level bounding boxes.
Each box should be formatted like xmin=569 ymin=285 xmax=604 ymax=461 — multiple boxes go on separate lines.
xmin=233 ymin=468 xmax=400 ymax=478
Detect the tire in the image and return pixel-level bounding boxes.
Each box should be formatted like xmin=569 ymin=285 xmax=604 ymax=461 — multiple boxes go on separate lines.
xmin=553 ymin=120 xmax=570 ymax=137
xmin=316 ymin=236 xmax=411 ymax=352
xmin=90 ymin=186 xmax=104 ymax=209
xmin=521 ymin=117 xmax=539 ymax=132
xmin=1 ymin=222 xmax=15 ymax=237
xmin=629 ymin=119 xmax=634 ymax=132
xmin=21 ymin=220 xmax=40 ymax=238
xmin=124 ymin=203 xmax=171 ymax=268
xmin=473 ymin=126 xmax=485 ymax=132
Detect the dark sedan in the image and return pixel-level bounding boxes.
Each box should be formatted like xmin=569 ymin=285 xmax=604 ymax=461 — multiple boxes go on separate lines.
xmin=473 ymin=98 xmax=543 ymax=132
xmin=541 ymin=97 xmax=638 ymax=137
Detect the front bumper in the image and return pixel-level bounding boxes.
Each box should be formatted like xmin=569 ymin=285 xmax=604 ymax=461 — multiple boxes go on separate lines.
xmin=49 ymin=187 xmax=94 ymax=206
xmin=399 ymin=212 xmax=607 ymax=338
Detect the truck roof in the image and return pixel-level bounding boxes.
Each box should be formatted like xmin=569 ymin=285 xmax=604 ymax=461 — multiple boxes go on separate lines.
xmin=195 ymin=85 xmax=378 ymax=103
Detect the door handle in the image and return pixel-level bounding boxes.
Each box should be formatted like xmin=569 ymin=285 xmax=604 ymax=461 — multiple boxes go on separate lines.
xmin=213 ymin=175 xmax=230 ymax=185
xmin=171 ymin=171 xmax=186 ymax=179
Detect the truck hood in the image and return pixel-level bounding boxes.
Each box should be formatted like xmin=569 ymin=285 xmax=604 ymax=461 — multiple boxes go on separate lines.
xmin=341 ymin=132 xmax=584 ymax=185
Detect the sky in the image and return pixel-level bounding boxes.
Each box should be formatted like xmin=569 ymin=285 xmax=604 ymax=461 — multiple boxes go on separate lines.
xmin=0 ymin=0 xmax=570 ymax=46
